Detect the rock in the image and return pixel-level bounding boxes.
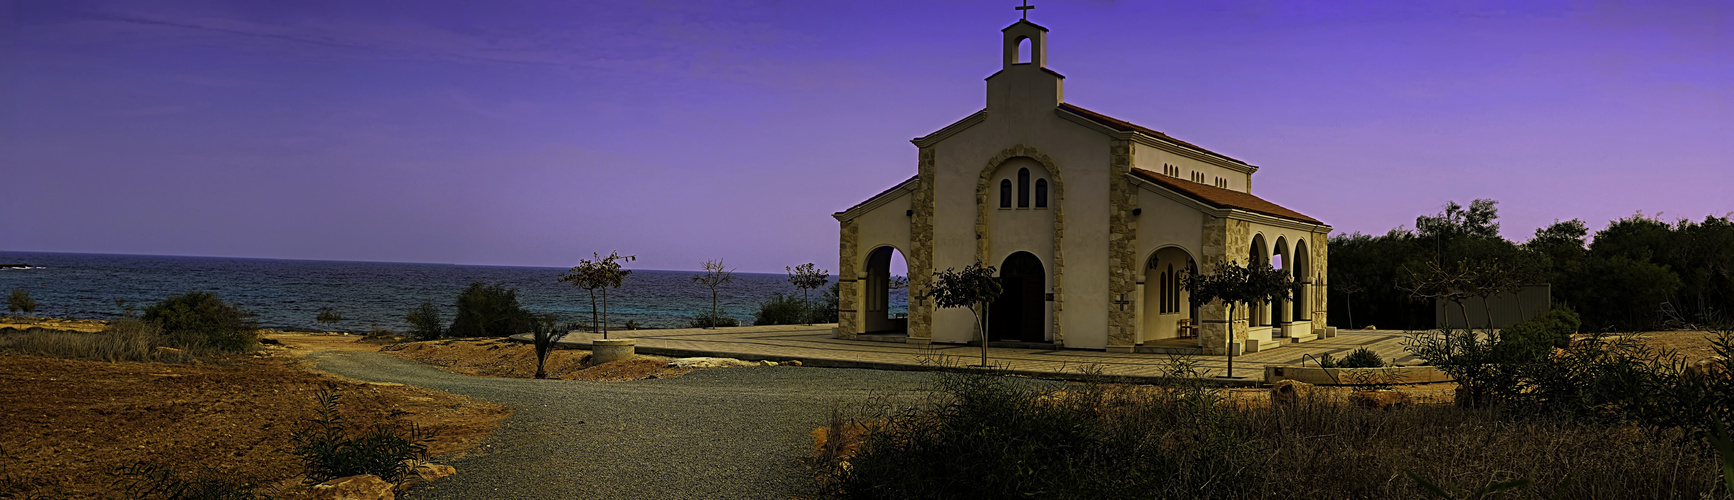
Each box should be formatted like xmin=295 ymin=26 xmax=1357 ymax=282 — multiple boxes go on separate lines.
xmin=1350 ymin=390 xmax=1409 ymax=410
xmin=669 ymin=357 xmax=757 ymax=369
xmin=1687 ymin=356 xmax=1728 ymax=379
xmin=309 ymin=474 xmax=394 ymax=500
xmin=787 ymin=360 xmax=803 ymax=367
xmin=413 ymin=462 xmax=456 ymax=482
xmin=1270 ymin=380 xmax=1313 ymax=406
xmin=758 ymin=360 xmax=779 ymax=367
xmin=1362 ymin=325 xmax=1377 ymax=330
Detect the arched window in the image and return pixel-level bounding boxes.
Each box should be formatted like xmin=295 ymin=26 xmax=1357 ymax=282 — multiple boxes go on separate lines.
xmin=1034 ymin=179 xmax=1048 ymax=208
xmin=999 ymin=179 xmax=1012 ymax=208
xmin=1017 ymin=168 xmax=1030 ymax=208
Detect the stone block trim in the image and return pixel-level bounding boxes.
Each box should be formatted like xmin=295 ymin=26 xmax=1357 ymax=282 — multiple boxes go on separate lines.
xmin=1310 ymin=230 xmax=1330 ymax=327
xmin=908 ymin=147 xmax=937 ymax=340
xmin=1107 ymin=140 xmax=1139 ymax=348
xmin=838 ymin=219 xmax=860 ymax=339
xmin=973 ymin=144 xmax=1066 ymax=345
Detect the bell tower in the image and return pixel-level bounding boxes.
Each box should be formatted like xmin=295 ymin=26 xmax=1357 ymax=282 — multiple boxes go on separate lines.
xmin=986 ymin=17 xmax=1064 ymax=115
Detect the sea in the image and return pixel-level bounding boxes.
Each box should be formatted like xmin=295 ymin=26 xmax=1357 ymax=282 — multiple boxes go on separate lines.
xmin=0 ymin=252 xmax=906 ymax=332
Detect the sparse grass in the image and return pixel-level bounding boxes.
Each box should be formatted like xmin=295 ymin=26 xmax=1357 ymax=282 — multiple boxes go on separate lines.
xmin=0 ymin=319 xmax=203 ymax=363
xmin=810 ymin=366 xmax=1725 ymax=499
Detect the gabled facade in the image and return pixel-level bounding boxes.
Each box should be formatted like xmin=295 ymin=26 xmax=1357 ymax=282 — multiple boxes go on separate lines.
xmin=834 ymin=20 xmax=1331 ymax=354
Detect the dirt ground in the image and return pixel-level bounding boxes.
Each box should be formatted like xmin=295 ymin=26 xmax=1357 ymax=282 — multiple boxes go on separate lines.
xmin=377 ymin=337 xmax=694 ymax=381
xmin=0 ymin=316 xmax=107 ymax=333
xmin=1629 ymin=330 xmax=1728 ymax=361
xmin=0 ymin=333 xmax=510 ymax=499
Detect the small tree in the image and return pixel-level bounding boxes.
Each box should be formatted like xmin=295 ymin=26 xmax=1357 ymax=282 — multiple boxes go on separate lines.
xmin=447 ymin=282 xmax=533 ymax=338
xmin=560 ymin=252 xmax=636 ymax=339
xmin=404 ymin=301 xmax=444 ymax=341
xmin=315 ymin=309 xmax=344 ymax=332
xmin=7 ymin=289 xmax=35 ymax=318
xmin=141 ymin=291 xmax=261 ymax=353
xmin=691 ymin=259 xmax=736 ymax=329
xmin=1184 ymin=259 xmax=1293 ymax=378
xmin=787 ymin=263 xmax=830 ymax=325
xmin=929 ymin=263 xmax=1003 ymax=367
xmin=529 ymin=314 xmax=566 ymax=379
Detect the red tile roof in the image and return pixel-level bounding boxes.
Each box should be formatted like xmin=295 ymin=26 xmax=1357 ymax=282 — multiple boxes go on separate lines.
xmin=1058 ymin=103 xmax=1250 ymax=166
xmin=1129 ymin=168 xmax=1323 ymax=224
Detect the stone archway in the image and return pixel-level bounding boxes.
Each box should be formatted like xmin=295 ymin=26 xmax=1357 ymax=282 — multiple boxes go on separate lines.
xmin=862 ymin=246 xmax=909 ymax=334
xmin=990 ymin=251 xmax=1046 ymax=342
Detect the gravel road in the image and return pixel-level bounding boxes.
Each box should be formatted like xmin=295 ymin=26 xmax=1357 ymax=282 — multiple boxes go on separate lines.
xmin=305 ymin=351 xmax=934 ymax=499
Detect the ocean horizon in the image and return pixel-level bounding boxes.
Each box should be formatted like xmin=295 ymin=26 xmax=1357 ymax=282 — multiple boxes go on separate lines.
xmin=0 ymin=251 xmax=904 ymax=332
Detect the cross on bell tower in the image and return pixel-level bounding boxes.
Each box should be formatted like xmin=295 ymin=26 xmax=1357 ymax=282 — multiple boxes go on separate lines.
xmin=1016 ymin=0 xmax=1034 ymax=20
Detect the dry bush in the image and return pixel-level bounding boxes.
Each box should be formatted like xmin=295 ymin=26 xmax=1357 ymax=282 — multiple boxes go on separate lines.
xmin=813 ymin=370 xmax=1725 ymax=499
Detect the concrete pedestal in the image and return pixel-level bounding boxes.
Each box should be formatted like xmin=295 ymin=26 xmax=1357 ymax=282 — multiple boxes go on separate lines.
xmin=592 ymin=338 xmax=637 ymax=364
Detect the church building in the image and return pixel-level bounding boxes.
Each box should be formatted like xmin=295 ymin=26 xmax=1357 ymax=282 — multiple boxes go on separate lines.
xmin=833 ymin=18 xmax=1331 ymax=355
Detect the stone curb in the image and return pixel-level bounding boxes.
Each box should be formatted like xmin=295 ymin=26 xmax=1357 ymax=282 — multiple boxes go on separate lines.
xmin=504 ymin=334 xmax=1264 ymax=387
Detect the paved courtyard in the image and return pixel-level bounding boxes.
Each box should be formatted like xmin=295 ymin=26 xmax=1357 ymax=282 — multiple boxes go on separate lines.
xmin=539 ymin=325 xmax=1425 ymax=384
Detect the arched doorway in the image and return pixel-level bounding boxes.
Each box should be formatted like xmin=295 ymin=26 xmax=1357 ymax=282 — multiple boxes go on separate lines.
xmin=990 ymin=251 xmax=1045 ymax=342
xmin=1142 ymin=247 xmax=1197 ymax=341
xmin=863 ymin=246 xmax=909 ymax=334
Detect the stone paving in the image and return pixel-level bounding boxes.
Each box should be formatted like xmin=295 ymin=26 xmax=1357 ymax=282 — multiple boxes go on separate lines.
xmin=539 ymin=324 xmax=1426 ymax=385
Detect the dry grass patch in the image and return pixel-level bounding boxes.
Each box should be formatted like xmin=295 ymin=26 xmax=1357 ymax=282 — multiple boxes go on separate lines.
xmin=0 ymin=354 xmax=508 ymax=499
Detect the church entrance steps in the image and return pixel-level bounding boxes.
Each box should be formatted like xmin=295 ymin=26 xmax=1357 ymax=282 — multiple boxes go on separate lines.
xmin=514 ymin=325 xmax=1418 ymax=386
xmin=1287 ymin=333 xmax=1318 ymax=343
xmin=856 ymin=333 xmax=910 ymax=343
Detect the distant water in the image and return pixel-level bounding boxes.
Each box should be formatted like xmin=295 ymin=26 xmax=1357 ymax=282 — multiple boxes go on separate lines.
xmin=0 ymin=252 xmax=904 ymax=331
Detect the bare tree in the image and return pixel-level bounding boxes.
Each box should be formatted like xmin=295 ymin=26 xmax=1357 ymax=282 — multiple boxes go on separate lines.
xmin=691 ymin=259 xmax=736 ymax=329
xmin=786 ymin=263 xmax=830 ymax=325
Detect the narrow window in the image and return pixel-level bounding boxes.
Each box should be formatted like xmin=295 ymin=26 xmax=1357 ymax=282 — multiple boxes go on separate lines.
xmin=1158 ymin=272 xmax=1168 ymax=314
xmin=1166 ymin=264 xmax=1177 ymax=313
xmin=1016 ymin=37 xmax=1031 ymax=64
xmin=999 ymin=179 xmax=1012 ymax=208
xmin=1017 ymin=168 xmax=1030 ymax=208
xmin=1034 ymin=179 xmax=1048 ymax=208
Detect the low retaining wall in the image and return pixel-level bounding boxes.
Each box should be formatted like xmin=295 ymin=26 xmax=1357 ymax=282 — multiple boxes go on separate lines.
xmin=1264 ymin=365 xmax=1452 ymax=386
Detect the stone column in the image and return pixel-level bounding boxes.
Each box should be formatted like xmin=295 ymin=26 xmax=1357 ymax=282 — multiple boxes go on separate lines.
xmin=1311 ymin=231 xmax=1330 ymax=328
xmin=906 ymin=148 xmax=937 ymax=344
xmin=837 ymin=220 xmax=860 ymax=339
xmin=1106 ymin=140 xmax=1139 ymax=352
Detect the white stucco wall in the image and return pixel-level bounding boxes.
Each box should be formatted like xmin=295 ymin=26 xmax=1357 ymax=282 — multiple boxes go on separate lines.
xmin=923 ymin=59 xmax=1115 ymax=347
xmin=853 ymin=190 xmax=913 ymax=271
xmin=1131 ymin=142 xmax=1251 ymax=192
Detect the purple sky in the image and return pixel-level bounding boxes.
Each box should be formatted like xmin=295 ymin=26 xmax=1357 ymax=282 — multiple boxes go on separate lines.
xmin=2 ymin=1 xmax=1729 ymax=273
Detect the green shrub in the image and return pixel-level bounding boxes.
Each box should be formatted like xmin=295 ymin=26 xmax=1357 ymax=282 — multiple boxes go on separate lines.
xmin=290 ymin=386 xmax=431 ymax=486
xmin=811 ymin=282 xmax=840 ymax=324
xmin=447 ymin=282 xmax=532 ymax=338
xmin=110 ymin=461 xmax=267 ymax=500
xmin=688 ymin=311 xmax=739 ymax=328
xmin=7 ymin=289 xmax=35 ymax=317
xmin=141 ymin=291 xmax=259 ymax=353
xmin=1340 ymin=347 xmax=1385 ymax=368
xmin=1500 ymin=306 xmax=1581 ymax=351
xmin=753 ymin=293 xmax=807 ymax=326
xmin=404 ymin=300 xmax=445 ymax=340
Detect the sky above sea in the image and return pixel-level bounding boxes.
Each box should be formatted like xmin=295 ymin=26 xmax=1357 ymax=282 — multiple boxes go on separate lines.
xmin=2 ymin=0 xmax=1729 ymax=273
